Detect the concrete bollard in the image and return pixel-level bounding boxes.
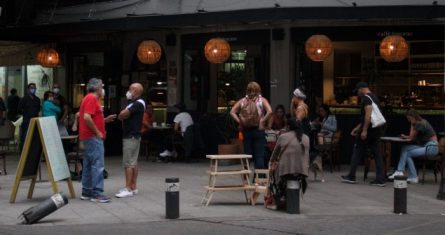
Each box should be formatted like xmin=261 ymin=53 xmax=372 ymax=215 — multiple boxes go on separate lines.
xmin=394 ymin=175 xmax=407 ymax=214
xmin=165 ymin=178 xmax=179 ymax=219
xmin=286 ymin=179 xmax=300 ymax=214
xmin=18 ymin=193 xmax=68 ymax=224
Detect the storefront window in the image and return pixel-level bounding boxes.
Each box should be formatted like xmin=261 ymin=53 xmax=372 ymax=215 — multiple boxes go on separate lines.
xmin=0 ymin=67 xmax=5 ymax=99
xmin=27 ymin=65 xmax=54 ymax=99
xmin=217 ymin=50 xmax=249 ymax=110
xmin=7 ymin=66 xmax=25 ymax=98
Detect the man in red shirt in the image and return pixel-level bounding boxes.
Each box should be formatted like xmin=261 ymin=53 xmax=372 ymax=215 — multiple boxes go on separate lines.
xmin=79 ymin=78 xmax=116 ymax=203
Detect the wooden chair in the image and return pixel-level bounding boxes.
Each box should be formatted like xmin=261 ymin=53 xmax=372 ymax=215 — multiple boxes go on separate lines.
xmin=66 ymin=137 xmax=83 ymax=181
xmin=140 ymin=139 xmax=157 ymax=161
xmin=325 ymin=130 xmax=342 ymax=172
xmin=421 ymin=137 xmax=445 ymax=184
xmin=0 ymin=121 xmax=15 ymax=152
xmin=0 ymin=151 xmax=7 ymax=175
xmin=251 ymin=166 xmax=271 ymax=206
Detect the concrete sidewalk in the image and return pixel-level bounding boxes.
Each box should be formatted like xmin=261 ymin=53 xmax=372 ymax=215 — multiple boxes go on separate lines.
xmin=0 ymin=154 xmax=444 ymax=234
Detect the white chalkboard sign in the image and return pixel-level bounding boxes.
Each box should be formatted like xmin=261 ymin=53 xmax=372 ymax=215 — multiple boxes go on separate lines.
xmin=10 ymin=117 xmax=75 ymax=203
xmin=37 ymin=117 xmax=71 ymax=181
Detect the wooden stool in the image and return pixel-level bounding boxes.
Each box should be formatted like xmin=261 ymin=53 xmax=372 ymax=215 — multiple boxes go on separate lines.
xmin=0 ymin=151 xmax=7 ymax=175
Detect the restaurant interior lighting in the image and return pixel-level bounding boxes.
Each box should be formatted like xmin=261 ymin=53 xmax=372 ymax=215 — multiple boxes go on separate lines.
xmin=204 ymin=38 xmax=231 ymax=64
xmin=36 ymin=48 xmax=60 ymax=68
xmin=305 ymin=35 xmax=333 ymax=62
xmin=137 ymin=40 xmax=162 ymax=64
xmin=379 ymin=35 xmax=409 ymax=63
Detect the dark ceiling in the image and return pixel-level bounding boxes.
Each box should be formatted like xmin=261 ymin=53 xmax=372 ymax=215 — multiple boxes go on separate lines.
xmin=0 ymin=0 xmax=111 ymax=26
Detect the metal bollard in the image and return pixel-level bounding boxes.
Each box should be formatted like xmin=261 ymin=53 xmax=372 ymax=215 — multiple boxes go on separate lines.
xmin=286 ymin=179 xmax=300 ymax=214
xmin=437 ymin=154 xmax=445 ymax=200
xmin=393 ymin=175 xmax=407 ymax=214
xmin=165 ymin=178 xmax=179 ymax=219
xmin=18 ymin=193 xmax=68 ymax=224
xmin=437 ymin=176 xmax=445 ymax=200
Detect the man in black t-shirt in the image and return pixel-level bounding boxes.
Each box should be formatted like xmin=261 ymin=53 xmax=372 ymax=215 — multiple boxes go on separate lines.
xmin=53 ymin=83 xmax=67 ymax=122
xmin=18 ymin=83 xmax=41 ymax=152
xmin=7 ymin=88 xmax=20 ymax=122
xmin=341 ymin=82 xmax=386 ymax=186
xmin=116 ymin=83 xmax=145 ymax=198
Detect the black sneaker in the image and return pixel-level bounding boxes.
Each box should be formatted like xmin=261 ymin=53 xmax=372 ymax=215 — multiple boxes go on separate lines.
xmin=80 ymin=193 xmax=91 ymax=200
xmin=341 ymin=175 xmax=357 ymax=184
xmin=369 ymin=180 xmax=386 ymax=187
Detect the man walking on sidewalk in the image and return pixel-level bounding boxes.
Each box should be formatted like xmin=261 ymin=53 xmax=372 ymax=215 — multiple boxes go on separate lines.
xmin=341 ymin=82 xmax=386 ymax=187
xmin=115 ymin=83 xmax=145 ymax=198
xmin=79 ymin=78 xmax=116 ymax=203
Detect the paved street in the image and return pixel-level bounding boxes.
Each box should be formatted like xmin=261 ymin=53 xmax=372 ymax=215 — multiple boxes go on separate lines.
xmin=0 ymin=154 xmax=444 ymax=234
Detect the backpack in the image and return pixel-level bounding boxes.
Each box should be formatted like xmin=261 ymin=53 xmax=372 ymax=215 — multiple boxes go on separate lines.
xmin=239 ymin=96 xmax=262 ymax=128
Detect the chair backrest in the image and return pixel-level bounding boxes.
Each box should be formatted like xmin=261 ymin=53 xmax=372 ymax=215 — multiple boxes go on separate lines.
xmin=439 ymin=137 xmax=445 ymax=155
xmin=0 ymin=121 xmax=14 ymax=139
xmin=332 ymin=130 xmax=342 ymax=145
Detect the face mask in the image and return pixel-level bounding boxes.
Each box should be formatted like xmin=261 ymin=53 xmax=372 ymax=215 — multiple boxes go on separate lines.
xmin=30 ymin=88 xmax=36 ymax=94
xmin=101 ymin=88 xmax=105 ymax=97
xmin=53 ymin=88 xmax=60 ymax=94
xmin=126 ymin=91 xmax=133 ymax=100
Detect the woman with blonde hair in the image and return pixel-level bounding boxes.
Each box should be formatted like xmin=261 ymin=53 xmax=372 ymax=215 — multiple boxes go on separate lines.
xmin=230 ymin=81 xmax=272 ymax=169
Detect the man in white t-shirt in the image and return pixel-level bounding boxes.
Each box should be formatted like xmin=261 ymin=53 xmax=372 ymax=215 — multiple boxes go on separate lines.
xmin=159 ymin=103 xmax=194 ymax=157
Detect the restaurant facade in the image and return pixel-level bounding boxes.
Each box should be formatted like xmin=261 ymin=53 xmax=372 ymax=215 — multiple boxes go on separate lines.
xmin=0 ymin=0 xmax=444 ymax=157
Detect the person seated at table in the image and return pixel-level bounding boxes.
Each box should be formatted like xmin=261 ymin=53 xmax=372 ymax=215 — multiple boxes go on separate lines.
xmin=311 ymin=104 xmax=337 ymax=145
xmin=388 ymin=108 xmax=439 ymax=183
xmin=159 ymin=103 xmax=194 ymax=158
xmin=266 ymin=118 xmax=309 ymax=210
xmin=141 ymin=102 xmax=155 ymax=139
xmin=267 ymin=104 xmax=287 ymax=131
xmin=42 ymin=91 xmax=61 ymax=119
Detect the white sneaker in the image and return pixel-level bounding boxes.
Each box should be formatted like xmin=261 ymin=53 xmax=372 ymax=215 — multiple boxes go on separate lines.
xmin=132 ymin=189 xmax=139 ymax=195
xmin=159 ymin=150 xmax=173 ymax=157
xmin=407 ymin=177 xmax=418 ymax=184
xmin=388 ymin=171 xmax=404 ymax=180
xmin=115 ymin=188 xmax=134 ymax=198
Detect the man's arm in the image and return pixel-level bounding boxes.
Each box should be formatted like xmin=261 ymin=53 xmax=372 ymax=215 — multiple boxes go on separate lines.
xmin=229 ymin=100 xmax=242 ymax=125
xmin=361 ymin=105 xmax=372 ymax=140
xmin=118 ymin=109 xmax=130 ymax=120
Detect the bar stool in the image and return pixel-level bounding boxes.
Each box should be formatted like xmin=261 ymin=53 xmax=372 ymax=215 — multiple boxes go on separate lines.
xmin=0 ymin=151 xmax=7 ymax=175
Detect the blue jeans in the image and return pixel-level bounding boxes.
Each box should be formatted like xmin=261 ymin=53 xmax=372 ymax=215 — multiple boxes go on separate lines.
xmin=243 ymin=128 xmax=266 ymax=169
xmin=397 ymin=140 xmax=439 ymax=178
xmin=82 ymin=137 xmax=105 ymax=197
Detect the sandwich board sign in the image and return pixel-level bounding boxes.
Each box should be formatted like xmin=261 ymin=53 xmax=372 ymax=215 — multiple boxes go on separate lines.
xmin=10 ymin=117 xmax=75 ymax=203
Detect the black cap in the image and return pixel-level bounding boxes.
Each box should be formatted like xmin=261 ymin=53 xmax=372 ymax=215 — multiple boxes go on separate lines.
xmin=353 ymin=81 xmax=368 ymax=93
xmin=174 ymin=103 xmax=186 ymax=112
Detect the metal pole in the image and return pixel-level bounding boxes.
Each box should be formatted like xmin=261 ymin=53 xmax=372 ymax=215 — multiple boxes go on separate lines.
xmin=437 ymin=155 xmax=445 ymax=200
xmin=18 ymin=193 xmax=68 ymax=224
xmin=165 ymin=178 xmax=179 ymax=219
xmin=286 ymin=179 xmax=300 ymax=214
xmin=394 ymin=175 xmax=407 ymax=214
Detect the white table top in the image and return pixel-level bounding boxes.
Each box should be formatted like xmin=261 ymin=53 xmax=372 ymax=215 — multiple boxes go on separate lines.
xmin=152 ymin=125 xmax=173 ymax=130
xmin=206 ymin=154 xmax=252 ymax=160
xmin=60 ymin=135 xmax=78 ymax=140
xmin=380 ymin=136 xmax=412 ymax=142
